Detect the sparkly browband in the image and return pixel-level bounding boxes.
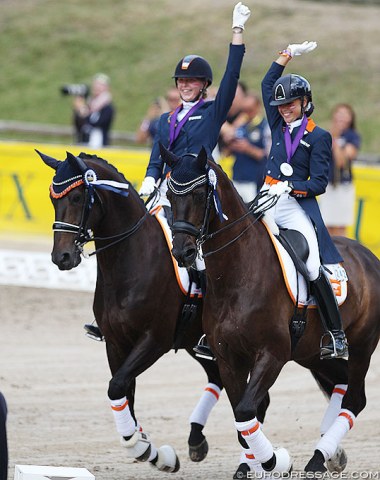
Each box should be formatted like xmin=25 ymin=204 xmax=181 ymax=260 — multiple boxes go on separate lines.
xmin=50 ymin=179 xmax=84 ymax=198
xmin=167 ymin=173 xmax=207 ymax=195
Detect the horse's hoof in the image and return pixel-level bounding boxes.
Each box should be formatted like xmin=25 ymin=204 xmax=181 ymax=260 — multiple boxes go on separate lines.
xmin=189 ymin=437 xmax=209 ymax=462
xmin=233 ymin=463 xmax=251 ymax=479
xmin=327 ymin=445 xmax=347 ymax=473
xmin=263 ymin=448 xmax=292 ymax=475
xmin=304 ymin=449 xmax=327 ymax=473
xmin=152 ymin=445 xmax=180 ymax=473
xmin=120 ymin=430 xmax=151 ymax=461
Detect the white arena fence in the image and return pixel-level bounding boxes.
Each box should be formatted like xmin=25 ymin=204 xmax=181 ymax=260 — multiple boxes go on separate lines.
xmin=0 ymin=249 xmax=96 ymax=292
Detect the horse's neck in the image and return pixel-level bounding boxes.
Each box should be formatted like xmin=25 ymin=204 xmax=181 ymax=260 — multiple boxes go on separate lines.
xmin=94 ymin=191 xmax=159 ymax=266
xmin=206 ymin=176 xmax=272 ymax=275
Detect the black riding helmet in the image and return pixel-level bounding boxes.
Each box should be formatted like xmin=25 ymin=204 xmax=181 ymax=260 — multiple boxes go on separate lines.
xmin=173 ymin=55 xmax=213 ymax=87
xmin=270 ymin=74 xmax=312 ymax=106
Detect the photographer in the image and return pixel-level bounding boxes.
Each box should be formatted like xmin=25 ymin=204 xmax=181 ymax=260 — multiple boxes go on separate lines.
xmin=68 ymin=73 xmax=115 ymax=148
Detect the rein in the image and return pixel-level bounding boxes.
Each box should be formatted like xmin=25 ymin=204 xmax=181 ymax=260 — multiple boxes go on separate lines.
xmin=199 ymin=190 xmax=277 ymax=258
xmin=171 ymin=183 xmax=278 ymax=258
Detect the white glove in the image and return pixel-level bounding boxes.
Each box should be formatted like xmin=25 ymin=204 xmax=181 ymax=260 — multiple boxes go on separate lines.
xmin=232 ymin=2 xmax=251 ymax=30
xmin=138 ymin=176 xmax=156 ymax=196
xmin=267 ymin=181 xmax=292 ymax=197
xmin=287 ymin=41 xmax=317 ymax=57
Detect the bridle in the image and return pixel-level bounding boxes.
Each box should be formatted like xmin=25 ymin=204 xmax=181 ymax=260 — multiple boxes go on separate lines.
xmin=168 ymin=169 xmax=278 ymax=258
xmin=52 ymin=166 xmax=149 ymax=258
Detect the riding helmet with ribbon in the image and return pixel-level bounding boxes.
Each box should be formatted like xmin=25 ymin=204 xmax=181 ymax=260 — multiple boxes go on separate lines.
xmin=173 ymin=55 xmax=213 ymax=86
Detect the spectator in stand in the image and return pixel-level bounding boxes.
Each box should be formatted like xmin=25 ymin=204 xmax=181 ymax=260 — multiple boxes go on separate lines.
xmin=73 ymin=73 xmax=115 ymax=148
xmin=319 ymin=103 xmax=361 ymax=237
xmin=0 ymin=392 xmax=8 ymax=480
xmin=218 ymin=81 xmax=248 ymax=156
xmin=228 ymin=92 xmax=271 ymax=202
xmin=136 ymin=87 xmax=181 ymax=145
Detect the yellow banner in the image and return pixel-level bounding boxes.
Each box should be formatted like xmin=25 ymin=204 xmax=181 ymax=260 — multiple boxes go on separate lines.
xmin=0 ymin=141 xmax=148 ymax=236
xmin=1 ymin=141 xmax=379 ymax=258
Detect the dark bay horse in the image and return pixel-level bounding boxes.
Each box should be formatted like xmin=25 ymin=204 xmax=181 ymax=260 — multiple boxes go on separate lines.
xmin=163 ymin=145 xmax=380 ymax=476
xmin=37 ymin=150 xmax=231 ymax=472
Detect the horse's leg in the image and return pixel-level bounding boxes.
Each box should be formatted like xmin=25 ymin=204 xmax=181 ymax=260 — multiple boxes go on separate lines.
xmin=107 ymin=336 xmax=180 ymax=473
xmin=185 ymin=348 xmax=223 ymax=462
xmin=233 ymin=350 xmax=292 ymax=475
xmin=214 ymin=351 xmax=280 ymax=478
xmin=304 ymin=360 xmax=349 ymax=473
xmin=305 ymin=350 xmax=373 ymax=473
xmin=186 ymin=347 xmax=271 ymax=465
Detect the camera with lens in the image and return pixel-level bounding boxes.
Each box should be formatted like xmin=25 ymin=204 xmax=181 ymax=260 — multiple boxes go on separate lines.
xmin=60 ymin=84 xmax=90 ymax=98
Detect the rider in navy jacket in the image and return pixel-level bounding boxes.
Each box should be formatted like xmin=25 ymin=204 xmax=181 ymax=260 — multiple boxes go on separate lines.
xmin=260 ymin=41 xmax=348 ymax=361
xmin=262 ymin=61 xmax=342 ymax=266
xmin=138 ymin=2 xmax=251 ymax=198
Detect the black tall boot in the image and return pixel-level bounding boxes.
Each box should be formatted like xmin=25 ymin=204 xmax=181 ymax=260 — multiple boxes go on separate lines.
xmin=311 ymin=268 xmax=348 ymax=360
xmin=193 ymin=270 xmax=216 ymax=360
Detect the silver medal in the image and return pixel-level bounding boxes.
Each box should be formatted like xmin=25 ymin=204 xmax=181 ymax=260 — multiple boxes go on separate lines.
xmin=280 ymin=163 xmax=293 ymax=177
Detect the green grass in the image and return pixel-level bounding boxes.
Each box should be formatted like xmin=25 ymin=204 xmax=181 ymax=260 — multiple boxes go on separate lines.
xmin=0 ymin=0 xmax=379 ymax=154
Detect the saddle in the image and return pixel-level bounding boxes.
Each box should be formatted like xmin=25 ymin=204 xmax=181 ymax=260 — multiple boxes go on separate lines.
xmin=276 ymin=228 xmax=310 ymax=286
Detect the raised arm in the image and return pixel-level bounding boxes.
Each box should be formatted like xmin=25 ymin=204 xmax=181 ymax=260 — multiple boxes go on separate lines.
xmin=231 ymin=2 xmax=251 ymax=45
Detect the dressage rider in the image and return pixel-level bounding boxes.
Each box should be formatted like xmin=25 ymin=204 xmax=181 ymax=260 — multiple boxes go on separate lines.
xmin=260 ymin=41 xmax=348 ymax=360
xmin=85 ymin=2 xmax=251 ymax=346
xmin=139 ymin=3 xmax=251 ymax=205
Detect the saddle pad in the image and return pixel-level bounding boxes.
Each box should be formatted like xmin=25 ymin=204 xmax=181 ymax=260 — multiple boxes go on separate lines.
xmin=150 ymin=205 xmax=202 ymax=297
xmin=261 ymin=219 xmax=348 ymax=307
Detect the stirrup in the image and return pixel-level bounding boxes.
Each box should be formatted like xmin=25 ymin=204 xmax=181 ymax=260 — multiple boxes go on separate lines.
xmin=84 ymin=323 xmax=104 ymax=342
xmin=320 ymin=331 xmax=348 ymax=360
xmin=193 ymin=334 xmax=216 ymax=361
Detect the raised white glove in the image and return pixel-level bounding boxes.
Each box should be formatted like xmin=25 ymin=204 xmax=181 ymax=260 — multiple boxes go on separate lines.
xmin=138 ymin=176 xmax=156 ymax=196
xmin=232 ymin=2 xmax=251 ymax=30
xmin=267 ymin=181 xmax=292 ymax=197
xmin=287 ymin=41 xmax=317 ymax=57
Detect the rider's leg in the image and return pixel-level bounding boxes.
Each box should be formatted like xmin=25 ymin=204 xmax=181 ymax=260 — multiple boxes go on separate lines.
xmin=193 ymin=254 xmax=216 ymax=360
xmin=274 ymin=196 xmax=348 ymax=360
xmin=311 ymin=268 xmax=348 ymax=359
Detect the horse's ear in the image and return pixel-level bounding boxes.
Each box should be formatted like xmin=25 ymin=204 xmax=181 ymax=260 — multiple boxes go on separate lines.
xmin=66 ymin=151 xmax=88 ymax=173
xmin=197 ymin=146 xmax=208 ymax=170
xmin=159 ymin=142 xmax=178 ymax=167
xmin=35 ymin=149 xmax=60 ymax=170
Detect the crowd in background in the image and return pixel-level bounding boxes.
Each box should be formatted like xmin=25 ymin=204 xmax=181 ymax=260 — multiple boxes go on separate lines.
xmin=65 ymin=67 xmax=361 ymax=236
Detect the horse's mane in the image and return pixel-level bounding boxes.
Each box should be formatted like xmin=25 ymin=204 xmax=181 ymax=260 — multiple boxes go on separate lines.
xmin=78 ymin=152 xmax=129 ymax=184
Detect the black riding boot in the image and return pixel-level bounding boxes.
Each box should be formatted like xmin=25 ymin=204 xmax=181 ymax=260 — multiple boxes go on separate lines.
xmin=84 ymin=322 xmax=104 ymax=341
xmin=311 ymin=268 xmax=348 ymax=360
xmin=192 ymin=270 xmax=215 ymax=360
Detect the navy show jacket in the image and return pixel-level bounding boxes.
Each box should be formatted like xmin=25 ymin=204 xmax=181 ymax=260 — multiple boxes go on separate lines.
xmin=145 ymin=44 xmax=245 ymax=181
xmin=261 ymin=62 xmax=343 ymax=264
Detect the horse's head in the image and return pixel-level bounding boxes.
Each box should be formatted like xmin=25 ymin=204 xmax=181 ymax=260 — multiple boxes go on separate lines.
xmin=163 ymin=143 xmax=219 ymax=268
xmin=37 ymin=150 xmax=102 ymax=270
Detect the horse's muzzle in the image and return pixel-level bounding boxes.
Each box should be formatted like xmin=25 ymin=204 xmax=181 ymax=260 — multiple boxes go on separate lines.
xmin=52 ymin=249 xmax=82 ymax=270
xmin=172 ymin=244 xmax=197 ymax=268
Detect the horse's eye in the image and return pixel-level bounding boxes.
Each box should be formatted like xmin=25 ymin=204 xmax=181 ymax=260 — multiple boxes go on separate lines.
xmin=71 ymin=192 xmax=82 ymax=204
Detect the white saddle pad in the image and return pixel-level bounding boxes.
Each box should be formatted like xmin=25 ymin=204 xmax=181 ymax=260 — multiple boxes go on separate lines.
xmin=150 ymin=206 xmax=202 ymax=297
xmin=261 ymin=220 xmax=348 ymax=307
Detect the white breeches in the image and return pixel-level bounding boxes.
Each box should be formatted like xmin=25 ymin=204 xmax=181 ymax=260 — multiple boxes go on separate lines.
xmin=264 ymin=191 xmax=321 ymax=281
xmin=148 ymin=178 xmax=206 ymax=271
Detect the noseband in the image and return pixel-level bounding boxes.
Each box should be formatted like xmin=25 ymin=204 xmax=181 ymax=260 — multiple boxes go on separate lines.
xmin=168 ymin=172 xmax=214 ymax=241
